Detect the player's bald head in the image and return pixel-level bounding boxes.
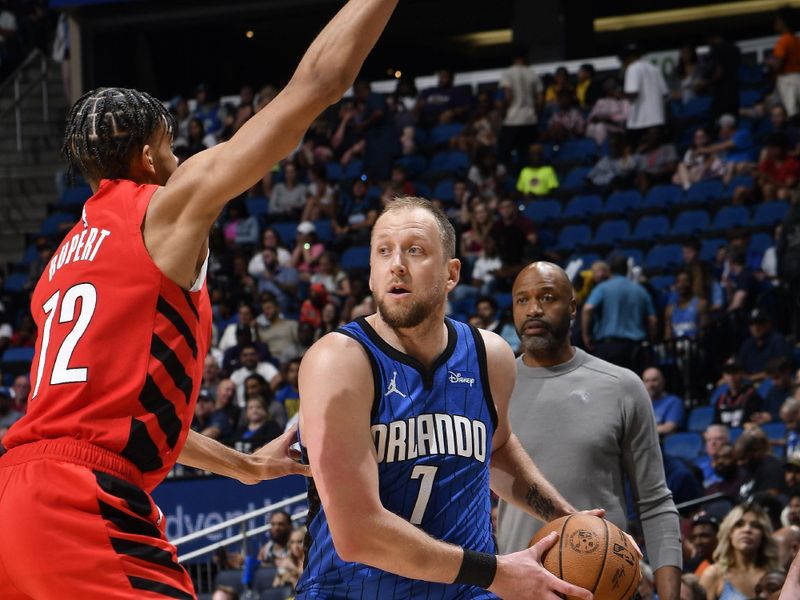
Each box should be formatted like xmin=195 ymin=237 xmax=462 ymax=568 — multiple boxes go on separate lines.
xmin=513 ymin=261 xmax=574 ymax=299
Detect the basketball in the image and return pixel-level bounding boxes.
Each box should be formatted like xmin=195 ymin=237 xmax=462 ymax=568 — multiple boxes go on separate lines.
xmin=530 ymin=514 xmax=640 ymax=600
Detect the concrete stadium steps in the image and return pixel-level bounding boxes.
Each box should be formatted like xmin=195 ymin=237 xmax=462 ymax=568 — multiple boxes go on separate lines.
xmin=0 ymin=57 xmax=68 ymax=268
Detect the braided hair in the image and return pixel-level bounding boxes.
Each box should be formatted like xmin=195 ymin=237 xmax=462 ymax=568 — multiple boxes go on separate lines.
xmin=62 ymin=87 xmax=175 ymax=183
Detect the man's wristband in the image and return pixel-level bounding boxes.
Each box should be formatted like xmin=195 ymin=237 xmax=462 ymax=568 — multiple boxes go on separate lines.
xmin=453 ymin=548 xmax=497 ymax=589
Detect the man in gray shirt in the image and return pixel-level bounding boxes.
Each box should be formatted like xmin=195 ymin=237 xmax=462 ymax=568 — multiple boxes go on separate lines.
xmin=497 ymin=261 xmax=681 ymax=600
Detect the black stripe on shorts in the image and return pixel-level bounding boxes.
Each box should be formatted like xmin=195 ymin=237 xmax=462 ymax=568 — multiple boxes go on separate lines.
xmin=93 ymin=470 xmax=152 ymax=519
xmin=98 ymin=500 xmax=161 ymax=539
xmin=110 ymin=537 xmax=184 ymax=573
xmin=128 ymin=575 xmax=193 ymax=600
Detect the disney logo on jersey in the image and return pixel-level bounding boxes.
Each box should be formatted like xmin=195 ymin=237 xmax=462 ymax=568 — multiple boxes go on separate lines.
xmin=448 ymin=371 xmax=475 ymax=387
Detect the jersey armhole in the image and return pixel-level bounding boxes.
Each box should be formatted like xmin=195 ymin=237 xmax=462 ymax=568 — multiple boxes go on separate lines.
xmin=468 ymin=325 xmax=499 ymax=430
xmin=335 ymin=328 xmax=381 ymax=421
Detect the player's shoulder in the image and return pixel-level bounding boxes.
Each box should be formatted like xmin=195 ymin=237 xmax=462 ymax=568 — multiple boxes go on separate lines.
xmin=471 ymin=327 xmax=515 ymax=376
xmin=302 ymin=328 xmax=371 ymax=365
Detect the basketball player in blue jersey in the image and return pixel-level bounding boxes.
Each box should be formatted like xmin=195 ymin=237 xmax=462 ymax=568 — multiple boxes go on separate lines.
xmin=296 ymin=197 xmax=599 ymax=599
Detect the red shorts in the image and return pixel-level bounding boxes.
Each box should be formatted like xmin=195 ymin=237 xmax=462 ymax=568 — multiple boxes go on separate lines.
xmin=0 ymin=438 xmax=195 ymax=599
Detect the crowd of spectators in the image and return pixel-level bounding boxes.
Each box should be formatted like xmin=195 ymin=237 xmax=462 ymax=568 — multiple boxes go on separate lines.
xmin=4 ymin=6 xmax=800 ymax=599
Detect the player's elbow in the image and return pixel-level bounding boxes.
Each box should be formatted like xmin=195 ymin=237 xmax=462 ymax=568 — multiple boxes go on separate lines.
xmin=294 ymin=63 xmax=351 ymax=107
xmin=329 ymin=527 xmax=369 ymax=563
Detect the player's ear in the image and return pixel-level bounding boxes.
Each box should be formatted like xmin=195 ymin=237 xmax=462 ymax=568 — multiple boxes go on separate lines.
xmin=139 ymin=144 xmax=156 ymax=176
xmin=446 ymin=258 xmax=461 ymax=292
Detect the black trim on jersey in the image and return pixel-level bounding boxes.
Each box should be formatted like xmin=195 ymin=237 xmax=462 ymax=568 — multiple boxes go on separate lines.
xmin=353 ymin=317 xmax=457 ymax=391
xmin=468 ymin=325 xmax=499 ymax=431
xmin=150 ymin=333 xmax=193 ymax=403
xmin=181 ymin=290 xmax=199 ymax=322
xmin=157 ymin=296 xmax=198 ymax=359
xmin=336 ymin=327 xmax=382 ymax=420
xmin=127 ymin=575 xmax=193 ymax=600
xmin=93 ymin=470 xmax=152 ymax=519
xmin=140 ymin=374 xmax=182 ymax=449
xmin=121 ymin=417 xmax=164 ymax=473
xmin=300 ymin=443 xmax=320 ymax=571
xmin=110 ymin=537 xmax=184 ymax=573
xmin=98 ymin=500 xmax=161 ymax=539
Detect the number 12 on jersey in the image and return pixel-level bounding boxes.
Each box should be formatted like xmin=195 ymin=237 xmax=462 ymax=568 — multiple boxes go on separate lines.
xmin=32 ymin=283 xmax=97 ymax=399
xmin=409 ymin=465 xmax=439 ymax=525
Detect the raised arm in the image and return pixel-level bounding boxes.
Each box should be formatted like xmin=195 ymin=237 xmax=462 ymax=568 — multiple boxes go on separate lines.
xmin=144 ymin=0 xmax=399 ymax=285
xmin=299 ymin=332 xmax=591 ymax=600
xmin=484 ymin=329 xmax=575 ymax=521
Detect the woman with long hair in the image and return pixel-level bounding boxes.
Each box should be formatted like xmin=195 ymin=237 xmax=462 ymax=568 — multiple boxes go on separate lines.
xmin=273 ymin=528 xmax=306 ymax=591
xmin=699 ymin=503 xmax=779 ymax=600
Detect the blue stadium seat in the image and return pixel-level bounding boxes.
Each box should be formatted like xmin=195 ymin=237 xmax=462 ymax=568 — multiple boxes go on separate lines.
xmin=645 ymin=244 xmax=683 ymax=270
xmin=738 ymin=64 xmax=765 ymax=87
xmin=679 ymin=96 xmax=712 ymax=120
xmin=214 ymin=570 xmax=244 ymax=593
xmin=762 ymin=422 xmax=786 ymax=441
xmin=325 ymin=162 xmax=343 ymax=182
xmin=643 ymin=184 xmax=683 ymax=209
xmin=752 ymin=201 xmax=789 ymax=227
xmin=593 ymin=220 xmax=630 ymax=245
xmin=341 ymin=246 xmax=371 ymax=271
xmin=413 ymin=181 xmax=432 ymax=198
xmin=429 ymin=151 xmax=451 ymax=176
xmin=554 ymin=138 xmax=598 ymax=164
xmin=700 ymin=238 xmax=726 ymax=261
xmin=663 ymin=432 xmax=703 ymax=460
xmin=59 ymin=185 xmax=92 ymax=207
xmin=556 ymin=224 xmax=592 ymax=249
xmin=631 ymin=215 xmax=670 ymax=241
xmin=429 ymin=123 xmax=464 ymax=146
xmin=433 ymin=178 xmax=455 ymax=202
xmin=394 ymin=154 xmax=428 ymax=179
xmin=563 ymin=194 xmax=603 ymax=218
xmin=649 ymin=274 xmax=675 ymax=291
xmin=604 ymin=190 xmax=642 ymax=215
xmin=261 ymin=587 xmax=293 ymax=600
xmin=522 ymin=199 xmax=561 ymax=223
xmin=739 ymin=89 xmax=762 ymax=108
xmin=726 ymin=174 xmax=754 ymax=194
xmin=671 ymin=209 xmax=710 ymax=236
xmin=20 ymin=244 xmax=38 ymax=266
xmin=749 ymin=232 xmax=773 ymax=257
xmin=253 ymin=567 xmax=279 ymax=592
xmin=245 ymin=196 xmax=269 ymax=219
xmin=343 ymin=159 xmax=364 ymax=181
xmin=729 ymin=427 xmax=743 ymax=442
xmin=445 ymin=150 xmax=471 ymax=175
xmin=570 ymin=253 xmax=600 ymax=267
xmin=685 ymin=179 xmax=725 ymax=204
xmin=1 ymin=347 xmax=35 ymax=370
xmin=687 ymin=406 xmax=714 ymax=433
xmin=41 ymin=212 xmax=75 ymax=236
xmin=711 ymin=205 xmax=750 ymax=231
xmin=272 ymin=222 xmax=297 ymax=249
xmin=313 ymin=219 xmax=333 ymax=243
xmin=495 ymin=293 xmax=513 ymax=312
xmin=3 ymin=273 xmax=28 ymax=293
xmin=560 ymin=166 xmax=591 ymax=192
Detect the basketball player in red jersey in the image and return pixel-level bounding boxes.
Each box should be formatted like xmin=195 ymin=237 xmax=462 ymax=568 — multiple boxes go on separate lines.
xmin=0 ymin=1 xmax=398 ymax=598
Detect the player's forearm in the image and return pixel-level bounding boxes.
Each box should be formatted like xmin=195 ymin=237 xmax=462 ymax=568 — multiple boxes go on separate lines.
xmin=489 ymin=433 xmax=574 ymax=521
xmin=654 ymin=566 xmax=681 ymax=600
xmin=178 ymin=429 xmax=250 ymax=479
xmin=329 ymin=507 xmax=464 ymax=583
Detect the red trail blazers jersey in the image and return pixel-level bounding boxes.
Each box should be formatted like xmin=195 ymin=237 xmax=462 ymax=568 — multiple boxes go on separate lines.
xmin=4 ymin=179 xmax=212 ymax=492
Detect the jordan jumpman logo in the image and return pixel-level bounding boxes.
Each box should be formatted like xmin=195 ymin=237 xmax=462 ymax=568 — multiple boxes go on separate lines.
xmin=385 ymin=371 xmax=406 ymax=398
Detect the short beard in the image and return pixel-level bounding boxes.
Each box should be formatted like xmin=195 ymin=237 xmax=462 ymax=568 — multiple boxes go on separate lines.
xmin=376 ymin=284 xmax=443 ymax=330
xmin=518 ymin=313 xmax=571 ymax=355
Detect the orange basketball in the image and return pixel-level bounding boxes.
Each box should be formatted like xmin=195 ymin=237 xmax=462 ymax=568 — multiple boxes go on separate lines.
xmin=530 ymin=514 xmax=640 ymax=600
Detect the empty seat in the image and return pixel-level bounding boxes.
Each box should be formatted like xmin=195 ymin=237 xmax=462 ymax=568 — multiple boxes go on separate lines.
xmin=343 ymin=159 xmax=364 ymax=181
xmin=272 ymin=222 xmax=298 ymax=249
xmin=700 ymin=238 xmax=726 ymax=261
xmin=41 ymin=212 xmax=75 ymax=236
xmin=432 ymin=178 xmax=455 ymax=202
xmin=341 ymin=246 xmax=371 ymax=271
xmin=687 ymin=406 xmax=714 ymax=433
xmin=313 ymin=219 xmax=334 ymax=243
xmin=685 ymin=179 xmax=725 ymax=204
xmin=605 ymin=190 xmax=642 ymax=214
xmin=672 ymin=209 xmax=710 ymax=236
xmin=523 ymin=199 xmax=561 ymax=223
xmin=645 ymin=244 xmax=683 ymax=270
xmin=560 ymin=166 xmax=591 ymax=192
xmin=726 ymin=174 xmax=754 ymax=194
xmin=563 ymin=194 xmax=603 ymax=218
xmin=644 ymin=185 xmax=683 ymax=209
xmin=214 ymin=570 xmax=244 ymax=593
xmin=253 ymin=567 xmax=279 ymax=592
xmin=59 ymin=185 xmax=93 ymax=207
xmin=556 ymin=224 xmax=592 ymax=248
xmin=3 ymin=273 xmax=28 ymax=293
xmin=749 ymin=232 xmax=773 ymax=256
xmin=662 ymin=432 xmax=703 ymax=460
xmin=739 ymin=89 xmax=762 ymax=108
xmin=554 ymin=138 xmax=598 ymax=164
xmin=752 ymin=201 xmax=789 ymax=226
xmin=631 ymin=215 xmax=670 ymax=240
xmin=429 ymin=123 xmax=464 ymax=146
xmin=394 ymin=154 xmax=428 ymax=179
xmin=711 ymin=205 xmax=750 ymax=230
xmin=325 ymin=162 xmax=343 ymax=182
xmin=593 ymin=220 xmax=630 ymax=245
xmin=245 ymin=196 xmax=269 ymax=218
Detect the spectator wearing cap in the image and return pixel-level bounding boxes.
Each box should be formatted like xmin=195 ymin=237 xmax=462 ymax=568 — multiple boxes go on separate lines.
xmin=291 ymin=221 xmax=325 ymax=280
xmin=269 ymin=162 xmax=307 ymax=220
xmin=299 ymin=283 xmax=329 ymax=330
xmin=773 ymin=525 xmax=800 ymax=572
xmin=695 ymin=425 xmax=730 ymax=489
xmin=685 ymin=513 xmax=720 ymax=576
xmin=621 ymin=44 xmax=668 ymax=148
xmin=714 ymin=359 xmax=766 ymax=429
xmin=757 ymin=132 xmax=800 ymax=201
xmin=737 ymin=309 xmax=794 ymax=384
xmin=763 ymin=357 xmax=796 ymax=421
xmin=642 ymin=366 xmax=685 ymax=436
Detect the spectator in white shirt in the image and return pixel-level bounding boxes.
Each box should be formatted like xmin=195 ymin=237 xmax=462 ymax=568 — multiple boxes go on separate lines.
xmin=498 ymin=46 xmax=543 ymax=167
xmin=622 ymin=44 xmax=668 ymax=148
xmin=218 ymin=303 xmax=259 ymax=353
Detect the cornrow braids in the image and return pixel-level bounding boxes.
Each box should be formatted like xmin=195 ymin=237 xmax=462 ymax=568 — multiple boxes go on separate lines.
xmin=62 ymin=87 xmax=176 ymax=183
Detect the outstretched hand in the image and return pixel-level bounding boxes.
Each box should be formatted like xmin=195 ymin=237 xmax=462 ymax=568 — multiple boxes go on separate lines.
xmin=237 ymin=423 xmax=311 ymax=484
xmin=489 ymin=532 xmax=593 ymax=600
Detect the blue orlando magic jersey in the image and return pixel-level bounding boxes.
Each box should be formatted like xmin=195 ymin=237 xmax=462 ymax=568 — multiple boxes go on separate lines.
xmin=296 ymin=317 xmax=498 ymax=600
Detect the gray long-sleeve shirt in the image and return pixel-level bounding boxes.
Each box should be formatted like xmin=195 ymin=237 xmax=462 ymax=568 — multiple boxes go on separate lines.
xmin=496 ymin=349 xmax=682 ymax=571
